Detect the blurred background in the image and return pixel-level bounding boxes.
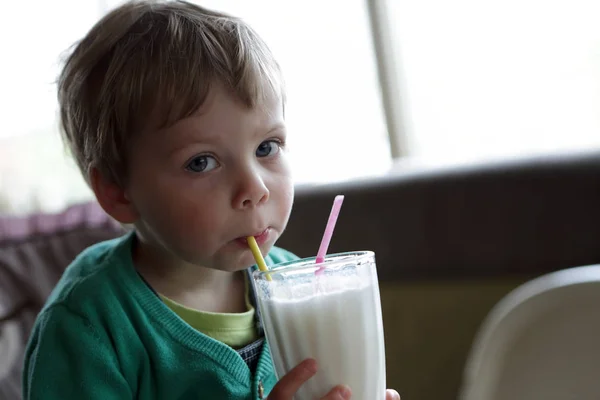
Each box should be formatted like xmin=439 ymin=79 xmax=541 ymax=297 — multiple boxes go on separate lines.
xmin=1 ymin=0 xmax=600 ymax=213
xmin=1 ymin=1 xmax=600 ymax=400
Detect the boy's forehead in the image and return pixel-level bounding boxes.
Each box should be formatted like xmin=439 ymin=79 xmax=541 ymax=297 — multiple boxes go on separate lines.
xmin=181 ymin=84 xmax=283 ymax=130
xmin=194 ymin=81 xmax=283 ymax=117
xmin=142 ymin=83 xmax=284 ymax=141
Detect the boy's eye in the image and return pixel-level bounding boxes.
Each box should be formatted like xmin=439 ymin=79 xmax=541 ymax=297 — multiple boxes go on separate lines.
xmin=185 ymin=155 xmax=219 ymax=173
xmin=256 ymin=140 xmax=281 ymax=158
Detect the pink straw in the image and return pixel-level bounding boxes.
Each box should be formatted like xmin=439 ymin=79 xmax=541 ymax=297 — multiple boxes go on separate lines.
xmin=315 ymin=195 xmax=345 ymax=273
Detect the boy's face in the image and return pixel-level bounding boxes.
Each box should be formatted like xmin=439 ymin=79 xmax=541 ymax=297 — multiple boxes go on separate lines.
xmin=125 ymin=83 xmax=293 ymax=272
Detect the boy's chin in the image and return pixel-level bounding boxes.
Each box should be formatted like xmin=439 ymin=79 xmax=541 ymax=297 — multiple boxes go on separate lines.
xmin=209 ymin=246 xmax=274 ymax=272
xmin=236 ymin=248 xmax=272 ymax=271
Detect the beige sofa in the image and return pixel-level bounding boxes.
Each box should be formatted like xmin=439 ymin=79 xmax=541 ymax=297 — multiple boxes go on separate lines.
xmin=2 ymin=150 xmax=600 ymax=400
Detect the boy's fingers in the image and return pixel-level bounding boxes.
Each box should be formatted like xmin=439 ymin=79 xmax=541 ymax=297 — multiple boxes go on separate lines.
xmin=321 ymin=385 xmax=352 ymax=400
xmin=268 ymin=359 xmax=318 ymax=399
xmin=386 ymin=389 xmax=401 ymax=400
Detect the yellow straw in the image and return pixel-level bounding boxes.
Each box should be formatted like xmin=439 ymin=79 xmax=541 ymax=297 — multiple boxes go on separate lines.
xmin=247 ymin=236 xmax=271 ymax=281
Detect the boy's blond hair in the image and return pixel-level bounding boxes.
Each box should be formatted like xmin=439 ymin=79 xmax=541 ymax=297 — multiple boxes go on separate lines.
xmin=58 ymin=0 xmax=283 ymax=187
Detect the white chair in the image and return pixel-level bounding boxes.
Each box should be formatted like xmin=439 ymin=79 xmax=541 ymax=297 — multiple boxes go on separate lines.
xmin=459 ymin=265 xmax=600 ymax=400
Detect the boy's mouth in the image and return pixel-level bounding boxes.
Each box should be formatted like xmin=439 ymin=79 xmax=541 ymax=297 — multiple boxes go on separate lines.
xmin=236 ymin=228 xmax=271 ymax=247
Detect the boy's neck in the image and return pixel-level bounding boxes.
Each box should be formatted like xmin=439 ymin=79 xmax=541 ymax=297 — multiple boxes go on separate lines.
xmin=131 ymin=234 xmax=247 ymax=314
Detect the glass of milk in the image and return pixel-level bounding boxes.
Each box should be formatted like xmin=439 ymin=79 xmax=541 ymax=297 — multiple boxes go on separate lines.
xmin=252 ymin=251 xmax=386 ymax=400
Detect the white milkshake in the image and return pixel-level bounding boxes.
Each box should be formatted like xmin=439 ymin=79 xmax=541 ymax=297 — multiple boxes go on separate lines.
xmin=253 ymin=252 xmax=386 ymax=400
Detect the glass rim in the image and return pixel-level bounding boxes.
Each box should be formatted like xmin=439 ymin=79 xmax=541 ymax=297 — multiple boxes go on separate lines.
xmin=252 ymin=250 xmax=375 ymax=280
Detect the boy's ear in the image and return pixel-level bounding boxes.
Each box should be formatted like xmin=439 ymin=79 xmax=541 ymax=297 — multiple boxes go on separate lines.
xmin=90 ymin=167 xmax=138 ymax=224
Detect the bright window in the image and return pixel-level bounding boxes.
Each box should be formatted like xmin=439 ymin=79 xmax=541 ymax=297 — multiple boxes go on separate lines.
xmin=0 ymin=1 xmax=103 ymax=213
xmin=2 ymin=0 xmax=600 ymax=214
xmin=388 ymin=0 xmax=600 ymax=165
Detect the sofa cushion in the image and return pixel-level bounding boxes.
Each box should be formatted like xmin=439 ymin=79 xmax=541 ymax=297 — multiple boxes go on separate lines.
xmin=0 ymin=202 xmax=124 ymax=400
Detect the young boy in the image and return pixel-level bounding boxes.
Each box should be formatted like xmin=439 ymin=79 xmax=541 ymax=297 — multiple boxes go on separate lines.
xmin=23 ymin=1 xmax=400 ymax=399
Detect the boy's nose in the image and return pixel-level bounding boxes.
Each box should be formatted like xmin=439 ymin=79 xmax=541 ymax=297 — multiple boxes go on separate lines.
xmin=232 ymin=169 xmax=270 ymax=210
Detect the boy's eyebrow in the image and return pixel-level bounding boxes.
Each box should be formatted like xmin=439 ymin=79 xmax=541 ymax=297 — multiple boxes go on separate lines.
xmin=264 ymin=122 xmax=286 ymax=134
xmin=163 ymin=126 xmax=214 ymax=156
xmin=165 ymin=121 xmax=286 ymax=156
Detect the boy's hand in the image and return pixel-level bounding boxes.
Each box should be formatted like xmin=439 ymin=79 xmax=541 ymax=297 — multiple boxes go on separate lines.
xmin=268 ymin=359 xmax=350 ymax=399
xmin=267 ymin=358 xmax=401 ymax=400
